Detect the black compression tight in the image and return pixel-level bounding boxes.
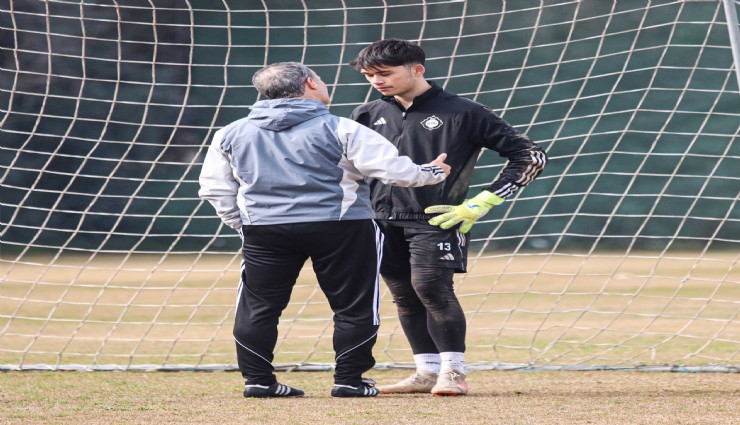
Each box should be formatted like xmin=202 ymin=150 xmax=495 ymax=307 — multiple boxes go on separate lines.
xmin=382 ymin=266 xmax=466 ymax=353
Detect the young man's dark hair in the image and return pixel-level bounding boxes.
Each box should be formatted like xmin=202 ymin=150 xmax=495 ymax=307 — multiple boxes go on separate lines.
xmin=349 ymin=38 xmax=425 ymax=70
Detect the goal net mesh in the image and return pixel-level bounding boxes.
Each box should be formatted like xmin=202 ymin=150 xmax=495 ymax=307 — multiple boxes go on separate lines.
xmin=1 ymin=0 xmax=738 ymax=371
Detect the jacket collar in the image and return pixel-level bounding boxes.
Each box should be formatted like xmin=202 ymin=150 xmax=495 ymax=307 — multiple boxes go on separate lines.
xmin=381 ymin=81 xmax=443 ymax=110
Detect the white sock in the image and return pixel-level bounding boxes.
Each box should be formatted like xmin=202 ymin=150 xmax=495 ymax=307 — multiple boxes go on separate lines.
xmin=413 ymin=353 xmax=441 ymax=374
xmin=439 ymin=351 xmax=465 ymax=374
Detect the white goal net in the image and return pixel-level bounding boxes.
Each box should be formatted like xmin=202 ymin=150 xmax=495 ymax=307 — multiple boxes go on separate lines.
xmin=1 ymin=0 xmax=738 ymax=372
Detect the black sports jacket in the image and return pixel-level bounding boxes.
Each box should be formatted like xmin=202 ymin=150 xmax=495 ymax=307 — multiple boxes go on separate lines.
xmin=350 ymin=82 xmax=547 ymax=221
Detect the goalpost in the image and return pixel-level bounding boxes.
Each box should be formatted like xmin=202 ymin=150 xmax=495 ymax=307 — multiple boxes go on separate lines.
xmin=1 ymin=0 xmax=738 ymax=372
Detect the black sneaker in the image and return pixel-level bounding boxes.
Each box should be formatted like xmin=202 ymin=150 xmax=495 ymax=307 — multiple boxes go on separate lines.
xmin=330 ymin=377 xmax=379 ymax=398
xmin=243 ymin=382 xmax=305 ymax=398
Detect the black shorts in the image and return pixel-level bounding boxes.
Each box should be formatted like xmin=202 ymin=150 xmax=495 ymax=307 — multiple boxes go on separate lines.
xmin=377 ymin=220 xmax=470 ymax=274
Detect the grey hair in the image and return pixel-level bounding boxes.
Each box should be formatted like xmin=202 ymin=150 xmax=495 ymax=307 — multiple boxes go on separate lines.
xmin=252 ymin=62 xmax=314 ymax=99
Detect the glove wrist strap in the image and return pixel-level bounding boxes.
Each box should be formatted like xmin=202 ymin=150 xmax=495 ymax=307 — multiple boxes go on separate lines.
xmin=473 ymin=190 xmax=505 ymax=208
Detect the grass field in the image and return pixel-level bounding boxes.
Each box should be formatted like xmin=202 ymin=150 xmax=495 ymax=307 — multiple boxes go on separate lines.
xmin=2 ymin=252 xmax=737 ymax=369
xmin=1 ymin=252 xmax=738 ymax=423
xmin=1 ymin=369 xmax=738 ymax=424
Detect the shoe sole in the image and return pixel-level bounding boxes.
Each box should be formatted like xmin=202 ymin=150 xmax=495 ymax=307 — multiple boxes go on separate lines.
xmin=331 ymin=388 xmax=379 ymax=397
xmin=432 ymin=387 xmax=468 ymax=396
xmin=379 ymin=389 xmax=433 ymax=394
xmin=331 ymin=391 xmax=378 ymax=398
xmin=243 ymin=391 xmax=304 ymax=398
xmin=243 ymin=389 xmax=305 ymax=398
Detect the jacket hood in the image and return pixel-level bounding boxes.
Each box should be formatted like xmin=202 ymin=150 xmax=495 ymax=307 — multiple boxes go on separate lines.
xmin=247 ymin=98 xmax=330 ymax=131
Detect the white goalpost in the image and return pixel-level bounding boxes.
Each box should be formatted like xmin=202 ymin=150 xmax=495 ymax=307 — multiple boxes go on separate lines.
xmin=1 ymin=0 xmax=738 ymax=372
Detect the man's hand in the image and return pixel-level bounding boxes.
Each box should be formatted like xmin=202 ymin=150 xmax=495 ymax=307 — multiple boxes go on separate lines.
xmin=424 ymin=190 xmax=504 ymax=233
xmin=422 ymin=153 xmax=451 ymax=177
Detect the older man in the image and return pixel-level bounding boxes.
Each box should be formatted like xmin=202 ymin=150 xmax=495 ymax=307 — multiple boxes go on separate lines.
xmin=199 ymin=62 xmax=450 ymax=398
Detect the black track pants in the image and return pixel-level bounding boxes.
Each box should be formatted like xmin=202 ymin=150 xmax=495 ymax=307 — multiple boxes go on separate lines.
xmin=233 ymin=220 xmax=382 ymax=387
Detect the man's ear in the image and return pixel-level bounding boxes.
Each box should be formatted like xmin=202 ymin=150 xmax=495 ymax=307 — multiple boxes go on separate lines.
xmin=305 ymin=77 xmax=319 ymax=90
xmin=412 ymin=64 xmax=425 ymax=77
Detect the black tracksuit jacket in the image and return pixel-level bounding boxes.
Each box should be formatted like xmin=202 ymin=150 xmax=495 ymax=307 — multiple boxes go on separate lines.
xmin=350 ymin=82 xmax=548 ymax=222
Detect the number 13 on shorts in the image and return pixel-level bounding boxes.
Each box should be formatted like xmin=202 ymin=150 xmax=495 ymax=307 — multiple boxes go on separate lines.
xmin=437 ymin=242 xmax=451 ymax=251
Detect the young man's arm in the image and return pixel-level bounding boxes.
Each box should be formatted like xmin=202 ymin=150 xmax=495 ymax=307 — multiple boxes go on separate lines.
xmin=474 ymin=106 xmax=548 ymax=199
xmin=426 ymin=105 xmax=547 ymax=233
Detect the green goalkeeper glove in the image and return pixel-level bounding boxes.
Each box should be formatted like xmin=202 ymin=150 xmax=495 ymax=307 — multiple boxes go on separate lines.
xmin=424 ymin=190 xmax=505 ymax=233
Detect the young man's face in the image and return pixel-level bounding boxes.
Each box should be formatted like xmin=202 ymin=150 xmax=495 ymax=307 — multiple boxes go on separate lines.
xmin=360 ymin=64 xmax=422 ymax=97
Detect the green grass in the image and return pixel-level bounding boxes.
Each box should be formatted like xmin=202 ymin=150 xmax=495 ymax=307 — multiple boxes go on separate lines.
xmin=1 ymin=370 xmax=738 ymax=425
xmin=1 ymin=252 xmax=738 ymax=370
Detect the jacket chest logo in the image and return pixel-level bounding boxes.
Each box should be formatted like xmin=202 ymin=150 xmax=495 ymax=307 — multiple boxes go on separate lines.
xmin=420 ymin=115 xmax=443 ymax=131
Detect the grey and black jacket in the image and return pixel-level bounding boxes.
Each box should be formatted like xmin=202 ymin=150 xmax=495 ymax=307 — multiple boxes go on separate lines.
xmin=199 ymin=98 xmax=446 ymax=228
xmin=350 ymin=82 xmax=547 ymax=221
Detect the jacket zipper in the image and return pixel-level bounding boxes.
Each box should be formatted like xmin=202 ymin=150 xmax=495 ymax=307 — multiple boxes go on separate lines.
xmin=389 ymin=106 xmax=409 ymax=219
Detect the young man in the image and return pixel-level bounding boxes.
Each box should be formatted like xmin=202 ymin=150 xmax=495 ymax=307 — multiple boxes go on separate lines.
xmin=349 ymin=39 xmax=547 ymax=396
xmin=199 ymin=62 xmax=450 ymax=398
